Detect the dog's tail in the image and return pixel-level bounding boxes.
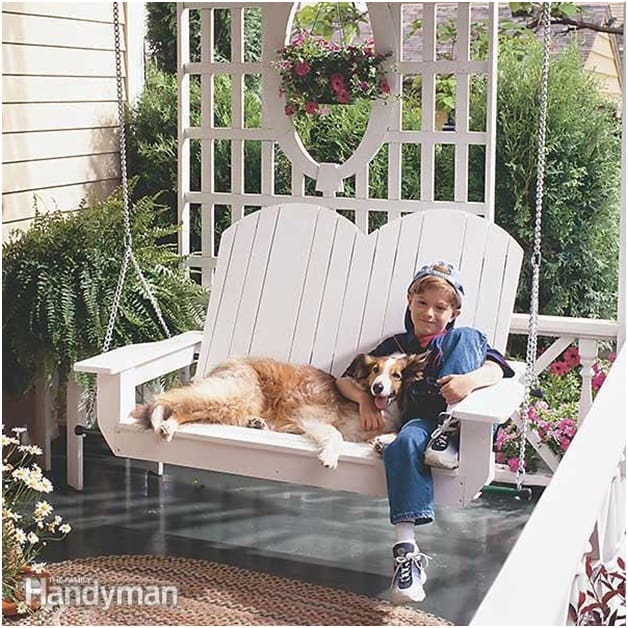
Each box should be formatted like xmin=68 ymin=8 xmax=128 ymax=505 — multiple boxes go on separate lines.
xmin=130 ymin=403 xmax=155 ymax=430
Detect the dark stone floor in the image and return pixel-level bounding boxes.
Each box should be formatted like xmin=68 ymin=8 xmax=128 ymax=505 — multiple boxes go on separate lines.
xmin=40 ymin=430 xmax=540 ymax=625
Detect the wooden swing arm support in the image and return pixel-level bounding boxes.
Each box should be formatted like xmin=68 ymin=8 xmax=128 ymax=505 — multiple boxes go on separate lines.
xmin=74 ymin=330 xmax=203 ymax=451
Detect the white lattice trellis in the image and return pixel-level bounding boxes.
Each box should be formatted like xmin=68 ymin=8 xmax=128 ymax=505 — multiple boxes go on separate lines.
xmin=177 ymin=2 xmax=498 ymax=286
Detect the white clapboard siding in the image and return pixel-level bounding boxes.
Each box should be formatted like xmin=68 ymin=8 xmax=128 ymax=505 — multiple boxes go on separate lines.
xmin=3 ymin=103 xmax=118 ymax=134
xmin=2 ymin=180 xmax=120 ymax=223
xmin=3 ymin=128 xmax=119 ymax=163
xmin=2 ymin=44 xmax=126 ymax=78
xmin=3 ymin=154 xmax=119 ymax=195
xmin=3 ymin=76 xmax=120 ymax=104
xmin=1 ymin=2 xmax=138 ymax=239
xmin=3 ymin=3 xmax=125 ymax=22
xmin=2 ymin=12 xmax=124 ymax=50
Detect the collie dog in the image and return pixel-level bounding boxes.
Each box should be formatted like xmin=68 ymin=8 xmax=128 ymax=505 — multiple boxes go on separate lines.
xmin=131 ymin=352 xmax=429 ymax=468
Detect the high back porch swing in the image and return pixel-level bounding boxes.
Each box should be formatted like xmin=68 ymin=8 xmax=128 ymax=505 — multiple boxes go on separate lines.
xmin=73 ymin=2 xmax=555 ymax=507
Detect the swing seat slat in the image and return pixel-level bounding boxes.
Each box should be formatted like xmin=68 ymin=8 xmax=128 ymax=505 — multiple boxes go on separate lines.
xmin=75 ymin=203 xmax=524 ymax=507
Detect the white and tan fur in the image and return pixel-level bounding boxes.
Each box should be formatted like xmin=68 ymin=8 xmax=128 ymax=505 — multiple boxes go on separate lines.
xmin=131 ymin=353 xmax=429 ymax=469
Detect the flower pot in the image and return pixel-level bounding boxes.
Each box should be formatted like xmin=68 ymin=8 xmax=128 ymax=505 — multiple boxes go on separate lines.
xmin=2 ymin=566 xmax=50 ymax=616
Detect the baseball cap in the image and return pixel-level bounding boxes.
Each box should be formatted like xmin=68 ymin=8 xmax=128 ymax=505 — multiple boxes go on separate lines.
xmin=408 ymin=261 xmax=465 ymax=308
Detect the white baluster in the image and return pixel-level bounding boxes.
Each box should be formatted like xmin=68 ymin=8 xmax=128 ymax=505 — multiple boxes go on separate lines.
xmin=577 ymin=338 xmax=598 ymax=425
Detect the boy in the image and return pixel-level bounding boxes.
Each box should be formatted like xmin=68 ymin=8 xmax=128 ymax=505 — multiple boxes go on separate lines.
xmin=336 ymin=261 xmax=513 ymax=604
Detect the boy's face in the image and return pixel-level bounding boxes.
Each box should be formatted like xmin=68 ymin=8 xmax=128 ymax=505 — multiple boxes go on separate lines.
xmin=407 ymin=286 xmax=460 ymax=338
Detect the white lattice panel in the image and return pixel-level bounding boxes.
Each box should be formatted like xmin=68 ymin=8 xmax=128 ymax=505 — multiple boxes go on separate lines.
xmin=178 ymin=3 xmax=498 ymax=286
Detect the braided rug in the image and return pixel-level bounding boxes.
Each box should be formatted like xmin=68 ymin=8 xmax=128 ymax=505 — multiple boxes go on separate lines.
xmin=4 ymin=554 xmax=451 ymax=626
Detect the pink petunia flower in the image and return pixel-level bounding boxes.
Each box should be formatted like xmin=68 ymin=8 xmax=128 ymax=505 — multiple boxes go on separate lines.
xmin=563 ymin=346 xmax=581 ymax=368
xmin=284 ymin=104 xmax=297 ymax=116
xmin=559 ymin=436 xmax=572 ymax=452
xmin=330 ymin=73 xmax=345 ymax=92
xmin=507 ymin=457 xmax=521 ymax=473
xmin=549 ymin=360 xmax=570 ymax=376
xmin=592 ymin=371 xmax=606 ymax=391
xmin=335 ymin=89 xmax=350 ymax=104
xmin=304 ymin=101 xmax=319 ymax=114
xmin=295 ymin=61 xmax=311 ymax=77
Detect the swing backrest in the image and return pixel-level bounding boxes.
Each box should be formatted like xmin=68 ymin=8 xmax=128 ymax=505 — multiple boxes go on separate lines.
xmin=195 ymin=203 xmax=523 ymax=379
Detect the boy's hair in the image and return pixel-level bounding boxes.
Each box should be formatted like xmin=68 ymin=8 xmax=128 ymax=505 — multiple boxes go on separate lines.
xmin=407 ymin=262 xmax=464 ymax=310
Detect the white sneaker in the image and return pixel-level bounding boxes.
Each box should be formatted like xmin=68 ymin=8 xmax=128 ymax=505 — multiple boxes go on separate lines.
xmin=391 ymin=542 xmax=430 ymax=604
xmin=424 ymin=413 xmax=459 ymax=469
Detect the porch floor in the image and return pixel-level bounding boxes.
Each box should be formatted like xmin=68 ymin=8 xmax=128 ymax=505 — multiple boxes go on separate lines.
xmin=42 ymin=431 xmax=540 ymax=625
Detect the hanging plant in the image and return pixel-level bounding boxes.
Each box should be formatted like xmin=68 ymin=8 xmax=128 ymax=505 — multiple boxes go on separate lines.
xmin=274 ymin=31 xmax=392 ymax=116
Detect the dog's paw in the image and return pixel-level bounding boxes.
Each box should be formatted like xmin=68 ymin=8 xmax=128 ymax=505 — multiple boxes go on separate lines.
xmin=150 ymin=404 xmax=166 ymax=432
xmin=317 ymin=445 xmax=340 ymax=469
xmin=370 ymin=433 xmax=397 ymax=455
xmin=247 ymin=416 xmax=269 ymax=430
xmin=158 ymin=417 xmax=179 ymax=442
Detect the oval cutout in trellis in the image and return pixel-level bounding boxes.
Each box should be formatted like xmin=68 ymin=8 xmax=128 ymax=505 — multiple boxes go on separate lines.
xmin=267 ymin=3 xmax=398 ymax=195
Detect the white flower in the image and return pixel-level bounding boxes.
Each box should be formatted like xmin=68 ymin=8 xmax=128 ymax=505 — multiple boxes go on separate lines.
xmin=11 ymin=467 xmax=29 ymax=482
xmin=27 ymin=531 xmax=39 ymax=544
xmin=19 ymin=444 xmax=43 ymax=456
xmin=34 ymin=501 xmax=53 ymax=519
xmin=59 ymin=524 xmax=71 ymax=534
xmin=30 ymin=562 xmax=47 ymax=574
xmin=11 ymin=427 xmax=27 ymax=435
xmin=16 ymin=602 xmax=29 ymax=615
xmin=14 ymin=528 xmax=27 ymax=545
xmin=4 ymin=508 xmax=22 ymax=522
xmin=53 ymin=515 xmax=62 ymax=525
xmin=3 ymin=435 xmax=20 ymax=447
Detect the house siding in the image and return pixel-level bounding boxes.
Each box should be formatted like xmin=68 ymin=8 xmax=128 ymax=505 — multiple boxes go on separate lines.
xmin=2 ymin=2 xmax=142 ymax=241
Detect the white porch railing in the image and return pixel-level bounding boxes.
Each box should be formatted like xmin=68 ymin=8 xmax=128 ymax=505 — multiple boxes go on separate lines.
xmin=471 ymin=344 xmax=625 ymax=625
xmin=494 ymin=313 xmax=619 ymax=487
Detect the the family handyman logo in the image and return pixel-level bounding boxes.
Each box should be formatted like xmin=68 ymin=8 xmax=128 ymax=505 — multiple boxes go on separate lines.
xmin=23 ymin=573 xmax=178 ymax=610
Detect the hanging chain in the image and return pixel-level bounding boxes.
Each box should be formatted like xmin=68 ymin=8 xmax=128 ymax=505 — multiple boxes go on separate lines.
xmin=516 ymin=2 xmax=551 ymax=491
xmin=102 ymin=2 xmax=171 ymax=356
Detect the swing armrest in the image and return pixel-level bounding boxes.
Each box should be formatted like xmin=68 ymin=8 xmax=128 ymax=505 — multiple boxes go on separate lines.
xmin=74 ymin=331 xmax=203 ymax=377
xmin=449 ymin=361 xmax=526 ymax=425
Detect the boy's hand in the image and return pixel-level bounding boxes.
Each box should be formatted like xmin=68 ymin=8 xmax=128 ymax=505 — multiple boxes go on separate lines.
xmin=437 ymin=374 xmax=474 ymax=404
xmin=359 ymin=397 xmax=384 ymax=432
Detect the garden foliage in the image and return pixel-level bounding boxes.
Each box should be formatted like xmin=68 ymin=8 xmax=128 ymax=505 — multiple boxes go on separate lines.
xmin=2 ymin=190 xmax=206 ymax=396
xmin=135 ymin=3 xmax=621 ymax=324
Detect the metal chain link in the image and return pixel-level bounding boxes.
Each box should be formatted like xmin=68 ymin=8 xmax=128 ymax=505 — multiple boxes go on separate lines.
xmin=516 ymin=2 xmax=551 ymax=491
xmin=102 ymin=2 xmax=171 ymax=355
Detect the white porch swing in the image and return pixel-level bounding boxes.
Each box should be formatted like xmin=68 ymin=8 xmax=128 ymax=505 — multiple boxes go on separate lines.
xmin=72 ymin=2 xmax=550 ymax=507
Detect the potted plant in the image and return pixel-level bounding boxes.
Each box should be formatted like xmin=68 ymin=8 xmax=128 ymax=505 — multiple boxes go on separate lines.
xmin=2 ymin=427 xmax=70 ymax=615
xmin=2 ymin=187 xmax=206 ymax=422
xmin=274 ymin=31 xmax=392 ymax=116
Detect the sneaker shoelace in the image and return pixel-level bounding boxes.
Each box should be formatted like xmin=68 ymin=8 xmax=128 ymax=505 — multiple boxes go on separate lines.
xmin=429 ymin=416 xmax=459 ymax=452
xmin=393 ymin=551 xmax=431 ymax=588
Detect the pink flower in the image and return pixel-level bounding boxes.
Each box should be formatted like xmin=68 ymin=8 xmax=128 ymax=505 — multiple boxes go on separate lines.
xmin=549 ymin=360 xmax=570 ymax=376
xmin=379 ymin=78 xmax=391 ymax=94
xmin=330 ymin=73 xmax=345 ymax=92
xmin=563 ymin=346 xmax=581 ymax=368
xmin=335 ymin=89 xmax=350 ymax=104
xmin=295 ymin=61 xmax=311 ymax=77
xmin=318 ymin=105 xmax=331 ymax=117
xmin=559 ymin=436 xmax=572 ymax=452
xmin=592 ymin=371 xmax=606 ymax=391
xmin=359 ymin=80 xmax=369 ymax=90
xmin=284 ymin=104 xmax=297 ymax=116
xmin=507 ymin=457 xmax=521 ymax=472
xmin=608 ymin=352 xmax=617 ymax=363
xmin=290 ymin=32 xmax=305 ymax=47
xmin=304 ymin=101 xmax=319 ymax=114
xmin=495 ymin=452 xmax=506 ymax=463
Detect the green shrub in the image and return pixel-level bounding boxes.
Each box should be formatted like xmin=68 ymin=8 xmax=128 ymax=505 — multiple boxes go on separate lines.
xmin=473 ymin=39 xmax=621 ymax=320
xmin=2 ymin=189 xmax=206 ymax=396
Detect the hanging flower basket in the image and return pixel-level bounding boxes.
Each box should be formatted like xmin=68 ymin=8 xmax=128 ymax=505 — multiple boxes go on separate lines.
xmin=274 ymin=32 xmax=392 ymax=116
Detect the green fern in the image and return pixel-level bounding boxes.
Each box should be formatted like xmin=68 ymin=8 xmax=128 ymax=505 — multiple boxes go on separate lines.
xmin=2 ymin=185 xmax=207 ymax=396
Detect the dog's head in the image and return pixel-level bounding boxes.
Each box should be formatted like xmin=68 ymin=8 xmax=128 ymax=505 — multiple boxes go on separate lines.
xmin=348 ymin=352 xmax=430 ymax=411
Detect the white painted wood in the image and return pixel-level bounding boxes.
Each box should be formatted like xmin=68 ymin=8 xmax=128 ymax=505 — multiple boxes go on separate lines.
xmin=3 ymin=3 xmax=123 ymax=22
xmin=178 ymin=3 xmax=191 ymax=258
xmin=3 ymin=153 xmax=118 ymax=194
xmin=510 ymin=313 xmax=618 ymax=339
xmin=471 ymin=347 xmax=625 ymax=626
xmin=34 ymin=370 xmax=52 ymax=471
xmin=577 ymin=338 xmax=598 ymax=425
xmin=2 ymin=76 xmax=119 ymax=104
xmin=65 ymin=376 xmax=84 ymax=491
xmin=78 ymin=203 xmax=525 ymax=506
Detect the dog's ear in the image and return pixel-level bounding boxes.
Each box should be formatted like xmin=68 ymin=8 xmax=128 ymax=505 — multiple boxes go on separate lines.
xmin=403 ymin=350 xmax=431 ymax=379
xmin=346 ymin=353 xmax=373 ymax=381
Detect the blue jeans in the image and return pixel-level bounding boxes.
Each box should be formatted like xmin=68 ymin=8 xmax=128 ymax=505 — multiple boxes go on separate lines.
xmin=383 ymin=327 xmax=487 ymax=525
